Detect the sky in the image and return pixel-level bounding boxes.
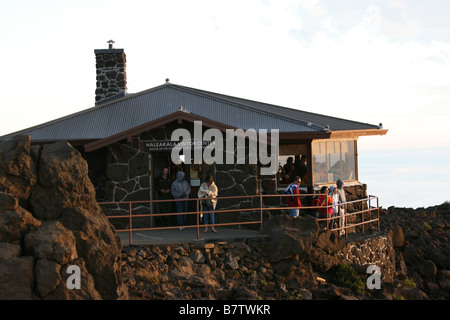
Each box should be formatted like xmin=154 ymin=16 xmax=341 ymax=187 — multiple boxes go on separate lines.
xmin=1 ymin=0 xmax=450 ymax=208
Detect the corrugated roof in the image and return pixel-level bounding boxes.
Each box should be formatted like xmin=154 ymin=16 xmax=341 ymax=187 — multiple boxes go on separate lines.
xmin=0 ymin=82 xmax=382 ymax=143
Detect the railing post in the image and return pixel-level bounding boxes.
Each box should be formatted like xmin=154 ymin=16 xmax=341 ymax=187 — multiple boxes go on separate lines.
xmin=362 ymin=202 xmax=365 ymax=235
xmin=377 ymin=196 xmax=380 ymax=231
xmin=129 ymin=202 xmax=132 ymax=245
xmin=196 ymin=199 xmax=200 ymax=240
xmin=259 ymin=192 xmax=263 ymax=235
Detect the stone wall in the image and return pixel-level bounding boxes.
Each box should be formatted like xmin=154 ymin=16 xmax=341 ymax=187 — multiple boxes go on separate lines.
xmin=101 ymin=142 xmax=151 ymax=229
xmin=337 ymin=231 xmax=396 ymax=283
xmin=140 ymin=122 xmax=263 ymax=225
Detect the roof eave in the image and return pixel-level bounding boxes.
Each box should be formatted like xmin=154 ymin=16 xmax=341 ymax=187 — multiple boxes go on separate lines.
xmin=328 ymin=128 xmax=389 ymax=139
xmin=84 ymin=111 xmax=240 ymax=152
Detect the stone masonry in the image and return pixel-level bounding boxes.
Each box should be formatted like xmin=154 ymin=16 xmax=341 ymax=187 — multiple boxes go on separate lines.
xmin=94 ymin=48 xmax=127 ymax=104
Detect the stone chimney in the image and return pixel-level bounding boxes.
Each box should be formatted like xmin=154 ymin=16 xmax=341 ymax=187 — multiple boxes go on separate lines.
xmin=94 ymin=40 xmax=127 ymax=105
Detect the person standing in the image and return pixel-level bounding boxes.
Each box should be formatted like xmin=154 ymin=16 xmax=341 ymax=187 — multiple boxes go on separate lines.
xmin=171 ymin=171 xmax=191 ymax=230
xmin=318 ymin=186 xmax=333 ymax=230
xmin=154 ymin=167 xmax=173 ymax=227
xmin=294 ymin=155 xmax=308 ymax=184
xmin=198 ymin=176 xmax=218 ymax=233
xmin=336 ymin=179 xmax=347 ymax=236
xmin=283 ymin=157 xmax=295 ymax=184
xmin=285 ymin=176 xmax=302 ymax=218
xmin=329 ymin=186 xmax=339 ymax=230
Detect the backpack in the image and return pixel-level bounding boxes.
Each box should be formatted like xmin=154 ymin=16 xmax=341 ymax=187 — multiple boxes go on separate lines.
xmin=284 ymin=184 xmax=296 ymax=201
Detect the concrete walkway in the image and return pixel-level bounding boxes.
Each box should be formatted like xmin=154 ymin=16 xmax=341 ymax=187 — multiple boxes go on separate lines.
xmin=118 ymin=226 xmax=266 ymax=246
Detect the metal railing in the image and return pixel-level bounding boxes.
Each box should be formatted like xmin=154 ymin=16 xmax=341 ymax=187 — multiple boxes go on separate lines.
xmin=99 ymin=193 xmax=380 ymax=245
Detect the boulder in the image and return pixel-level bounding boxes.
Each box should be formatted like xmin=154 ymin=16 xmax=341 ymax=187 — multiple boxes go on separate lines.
xmin=58 ymin=206 xmax=126 ymax=300
xmin=391 ymin=225 xmax=404 ymax=248
xmin=263 ymin=215 xmax=320 ymax=262
xmin=0 ymin=138 xmax=128 ymax=300
xmin=31 ymin=142 xmax=97 ymax=220
xmin=0 ymin=242 xmax=22 ymax=262
xmin=0 ymin=256 xmax=37 ymax=300
xmin=0 ymin=135 xmax=37 ymax=207
xmin=44 ymin=259 xmax=102 ymax=300
xmin=24 ymin=220 xmax=78 ymax=265
xmin=35 ymin=259 xmax=62 ymax=298
xmin=0 ymin=205 xmax=41 ymax=242
xmin=0 ymin=192 xmax=19 ymax=211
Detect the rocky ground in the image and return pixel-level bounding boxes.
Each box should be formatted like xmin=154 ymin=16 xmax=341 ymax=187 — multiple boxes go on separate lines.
xmin=121 ymin=203 xmax=450 ymax=300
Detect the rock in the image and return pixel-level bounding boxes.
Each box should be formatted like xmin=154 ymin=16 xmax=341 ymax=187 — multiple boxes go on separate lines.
xmin=391 ymin=225 xmax=404 ymax=248
xmin=35 ymin=259 xmax=62 ymax=298
xmin=403 ymin=245 xmax=422 ymax=266
xmin=45 ymin=259 xmax=102 ymax=300
xmin=0 ymin=205 xmax=41 ymax=242
xmin=225 ymin=256 xmax=240 ymax=270
xmin=24 ymin=220 xmax=78 ymax=265
xmin=58 ymin=206 xmax=126 ymax=300
xmin=0 ymin=135 xmax=37 ymax=207
xmin=419 ymin=260 xmax=437 ymax=282
xmin=0 ymin=137 xmax=128 ymax=300
xmin=312 ymin=284 xmax=344 ymax=300
xmin=437 ymin=270 xmax=450 ymax=291
xmin=0 ymin=242 xmax=22 ymax=262
xmin=0 ymin=256 xmax=37 ymax=300
xmin=263 ymin=215 xmax=320 ymax=263
xmin=397 ymin=287 xmax=428 ymax=300
xmin=0 ymin=192 xmax=19 ymax=211
xmin=315 ymin=230 xmax=345 ymax=253
xmin=31 ymin=142 xmax=97 ymax=220
xmin=190 ymin=249 xmax=205 ymax=263
xmin=230 ymin=286 xmax=260 ymax=300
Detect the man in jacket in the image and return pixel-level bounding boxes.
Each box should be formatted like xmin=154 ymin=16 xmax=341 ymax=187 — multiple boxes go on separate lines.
xmin=154 ymin=167 xmax=173 ymax=226
xmin=171 ymin=171 xmax=191 ymax=230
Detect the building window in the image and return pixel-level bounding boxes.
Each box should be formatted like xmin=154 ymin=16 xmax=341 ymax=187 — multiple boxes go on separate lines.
xmin=277 ymin=144 xmax=307 ymax=186
xmin=312 ymin=140 xmax=356 ymax=184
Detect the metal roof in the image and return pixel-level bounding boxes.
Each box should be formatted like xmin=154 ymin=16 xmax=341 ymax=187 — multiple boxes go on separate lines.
xmin=0 ymin=82 xmax=382 ymax=143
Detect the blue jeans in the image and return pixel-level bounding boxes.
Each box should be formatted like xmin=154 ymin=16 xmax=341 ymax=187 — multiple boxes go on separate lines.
xmin=288 ymin=208 xmax=299 ymax=217
xmin=175 ymin=200 xmax=188 ymax=226
xmin=202 ymin=204 xmax=215 ymax=226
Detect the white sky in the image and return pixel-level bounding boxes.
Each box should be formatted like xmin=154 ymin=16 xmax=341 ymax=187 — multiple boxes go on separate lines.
xmin=1 ymin=0 xmax=450 ymax=152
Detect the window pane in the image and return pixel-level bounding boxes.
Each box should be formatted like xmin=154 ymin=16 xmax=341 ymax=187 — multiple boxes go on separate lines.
xmin=312 ymin=142 xmax=327 ymax=184
xmin=327 ymin=141 xmax=342 ymax=182
xmin=342 ymin=141 xmax=356 ymax=180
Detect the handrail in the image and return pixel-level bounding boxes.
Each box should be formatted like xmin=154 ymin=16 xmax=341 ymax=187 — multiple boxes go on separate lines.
xmin=98 ymin=193 xmax=380 ymax=244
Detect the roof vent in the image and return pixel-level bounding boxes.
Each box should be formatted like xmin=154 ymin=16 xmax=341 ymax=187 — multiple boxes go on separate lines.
xmin=107 ymin=39 xmax=115 ymax=49
xmin=165 ymin=78 xmax=170 ymax=84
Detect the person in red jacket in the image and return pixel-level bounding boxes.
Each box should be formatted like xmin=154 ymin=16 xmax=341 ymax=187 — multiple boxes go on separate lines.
xmin=318 ymin=186 xmax=333 ymax=229
xmin=285 ymin=176 xmax=302 ymax=217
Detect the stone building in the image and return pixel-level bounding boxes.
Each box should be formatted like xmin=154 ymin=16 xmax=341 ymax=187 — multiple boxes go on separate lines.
xmin=0 ymin=43 xmax=388 ymax=228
